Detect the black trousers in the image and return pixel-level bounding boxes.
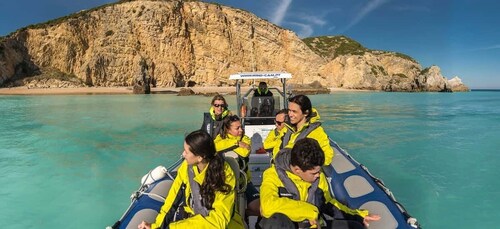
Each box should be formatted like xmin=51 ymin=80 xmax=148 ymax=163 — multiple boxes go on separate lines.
xmin=259 ymin=213 xmax=365 ymax=229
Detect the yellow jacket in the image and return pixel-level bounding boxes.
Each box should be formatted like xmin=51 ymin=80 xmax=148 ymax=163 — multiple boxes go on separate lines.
xmin=214 ymin=134 xmax=251 ymax=158
xmin=260 ymin=164 xmax=369 ymax=222
xmin=272 ymin=108 xmax=334 ymax=165
xmin=214 ymin=134 xmax=252 ymax=181
xmin=263 ymin=127 xmax=288 ymax=151
xmin=151 ymin=160 xmax=244 ymax=229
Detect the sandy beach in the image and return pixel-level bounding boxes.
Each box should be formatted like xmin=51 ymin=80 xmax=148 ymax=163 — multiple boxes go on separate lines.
xmin=0 ymin=86 xmax=240 ymax=95
xmin=0 ymin=86 xmax=370 ymax=95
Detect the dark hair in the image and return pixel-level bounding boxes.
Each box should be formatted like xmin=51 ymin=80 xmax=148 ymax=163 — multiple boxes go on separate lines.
xmin=288 ymin=94 xmax=316 ymax=120
xmin=221 ymin=115 xmax=241 ymax=139
xmin=259 ymin=82 xmax=267 ymax=87
xmin=185 ymin=130 xmax=231 ymax=209
xmin=211 ymin=94 xmax=227 ymax=108
xmin=276 ymin=109 xmax=288 ymax=116
xmin=290 ymin=138 xmax=325 ymax=171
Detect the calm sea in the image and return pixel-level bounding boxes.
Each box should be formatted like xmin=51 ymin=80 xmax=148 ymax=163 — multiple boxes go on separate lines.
xmin=1 ymin=91 xmax=499 ymax=228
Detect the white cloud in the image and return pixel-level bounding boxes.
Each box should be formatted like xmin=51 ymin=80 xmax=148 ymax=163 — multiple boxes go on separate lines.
xmin=482 ymin=45 xmax=500 ymax=50
xmin=344 ymin=0 xmax=391 ymax=32
xmin=472 ymin=45 xmax=500 ymax=51
xmin=392 ymin=5 xmax=430 ymax=12
xmin=288 ymin=22 xmax=314 ymax=38
xmin=328 ymin=25 xmax=337 ymax=31
xmin=296 ymin=14 xmax=327 ymax=26
xmin=270 ymin=0 xmax=292 ymax=26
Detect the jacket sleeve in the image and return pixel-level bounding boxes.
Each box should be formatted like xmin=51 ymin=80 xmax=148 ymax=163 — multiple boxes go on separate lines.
xmin=169 ymin=164 xmax=237 ymax=229
xmin=264 ymin=128 xmax=287 ymax=151
xmin=151 ymin=161 xmax=187 ymax=229
xmin=233 ymin=135 xmax=251 ymax=157
xmin=309 ymin=126 xmax=334 ymax=165
xmin=319 ymin=173 xmax=369 ymax=219
xmin=215 ymin=135 xmax=250 ymax=158
xmin=260 ymin=167 xmax=319 ymax=222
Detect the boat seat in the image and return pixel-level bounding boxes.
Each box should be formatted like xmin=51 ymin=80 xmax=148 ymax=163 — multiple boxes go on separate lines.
xmin=331 ymin=148 xmax=356 ymax=174
xmin=359 ymin=201 xmax=398 ymax=229
xmin=250 ymin=96 xmax=275 ymax=117
xmin=125 ymin=208 xmax=158 ymax=229
xmin=223 ymin=152 xmax=248 ymax=227
xmin=148 ymin=179 xmax=174 ymax=201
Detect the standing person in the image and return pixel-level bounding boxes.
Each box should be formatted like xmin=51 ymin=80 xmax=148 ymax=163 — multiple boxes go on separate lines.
xmin=214 ymin=115 xmax=261 ymax=225
xmin=201 ymin=95 xmax=231 ymax=138
xmin=263 ymin=109 xmax=289 ymax=152
xmin=254 ymin=82 xmax=274 ymax=97
xmin=138 ymin=130 xmax=244 ymax=229
xmin=260 ymin=138 xmax=380 ymax=229
xmin=272 ymin=94 xmax=334 ymax=165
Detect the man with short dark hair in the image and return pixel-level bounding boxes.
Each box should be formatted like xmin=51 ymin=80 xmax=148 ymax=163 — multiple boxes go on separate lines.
xmin=260 ymin=138 xmax=380 ymax=229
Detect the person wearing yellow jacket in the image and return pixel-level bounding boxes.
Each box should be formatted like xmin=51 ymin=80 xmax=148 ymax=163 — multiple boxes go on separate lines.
xmin=138 ymin=130 xmax=244 ymax=229
xmin=201 ymin=95 xmax=232 ymax=139
xmin=260 ymin=138 xmax=380 ymax=229
xmin=263 ymin=109 xmax=288 ymax=151
xmin=214 ymin=115 xmax=261 ymax=224
xmin=272 ymin=94 xmax=334 ymax=165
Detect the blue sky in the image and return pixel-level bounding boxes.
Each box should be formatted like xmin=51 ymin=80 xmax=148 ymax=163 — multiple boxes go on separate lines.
xmin=1 ymin=0 xmax=499 ymax=89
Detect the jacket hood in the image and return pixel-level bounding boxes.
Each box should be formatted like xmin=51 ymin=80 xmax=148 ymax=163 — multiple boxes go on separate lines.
xmin=274 ymin=149 xmax=292 ymax=172
xmin=309 ymin=107 xmax=320 ymax=123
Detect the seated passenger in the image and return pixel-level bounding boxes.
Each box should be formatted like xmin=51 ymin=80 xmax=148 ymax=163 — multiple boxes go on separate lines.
xmin=200 ymin=95 xmax=231 ymax=138
xmin=260 ymin=138 xmax=380 ymax=229
xmin=272 ymin=94 xmax=334 ymax=165
xmin=263 ymin=109 xmax=288 ymax=152
xmin=138 ymin=130 xmax=244 ymax=229
xmin=254 ymin=82 xmax=274 ymax=97
xmin=214 ymin=115 xmax=261 ymax=222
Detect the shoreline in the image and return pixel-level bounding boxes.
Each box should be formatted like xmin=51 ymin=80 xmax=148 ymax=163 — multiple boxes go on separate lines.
xmin=0 ymin=86 xmax=369 ymax=95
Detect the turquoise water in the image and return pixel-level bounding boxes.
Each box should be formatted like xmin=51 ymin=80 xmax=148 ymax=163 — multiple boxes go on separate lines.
xmin=0 ymin=92 xmax=499 ymax=228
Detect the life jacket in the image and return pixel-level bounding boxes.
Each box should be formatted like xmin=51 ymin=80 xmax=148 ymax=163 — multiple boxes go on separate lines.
xmin=273 ymin=149 xmax=325 ymax=227
xmin=279 ymin=122 xmax=322 ymax=151
xmin=160 ymin=183 xmax=187 ymax=229
xmin=202 ymin=107 xmax=228 ymax=138
xmin=187 ymin=165 xmax=210 ymax=217
xmin=187 ymin=162 xmax=238 ymax=228
xmin=274 ymin=149 xmax=323 ymax=206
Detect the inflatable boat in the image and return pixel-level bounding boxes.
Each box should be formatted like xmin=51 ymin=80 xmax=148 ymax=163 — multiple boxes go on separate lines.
xmin=108 ymin=72 xmax=420 ymax=229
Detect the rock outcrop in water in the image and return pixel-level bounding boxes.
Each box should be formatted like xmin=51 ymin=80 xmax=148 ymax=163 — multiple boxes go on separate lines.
xmin=0 ymin=0 xmax=469 ymax=92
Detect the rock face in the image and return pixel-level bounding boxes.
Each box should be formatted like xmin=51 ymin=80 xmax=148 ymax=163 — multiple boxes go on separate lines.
xmin=0 ymin=0 xmax=469 ymax=92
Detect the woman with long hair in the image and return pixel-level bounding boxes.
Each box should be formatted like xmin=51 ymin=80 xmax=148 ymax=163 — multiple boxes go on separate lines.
xmin=138 ymin=130 xmax=244 ymax=229
xmin=272 ymin=94 xmax=334 ymax=165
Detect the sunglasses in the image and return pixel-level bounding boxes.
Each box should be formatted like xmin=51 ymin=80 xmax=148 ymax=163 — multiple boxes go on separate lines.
xmin=275 ymin=120 xmax=284 ymax=125
xmin=213 ymin=104 xmax=226 ymax=108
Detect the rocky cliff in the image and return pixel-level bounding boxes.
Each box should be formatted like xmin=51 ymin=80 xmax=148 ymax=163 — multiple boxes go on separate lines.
xmin=0 ymin=0 xmax=469 ymax=92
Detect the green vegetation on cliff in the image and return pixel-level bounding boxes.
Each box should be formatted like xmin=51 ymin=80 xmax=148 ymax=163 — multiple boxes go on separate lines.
xmin=303 ymin=36 xmax=367 ymax=60
xmin=303 ymin=35 xmax=417 ymax=63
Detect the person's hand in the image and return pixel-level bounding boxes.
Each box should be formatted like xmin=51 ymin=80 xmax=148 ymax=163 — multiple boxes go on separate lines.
xmin=138 ymin=221 xmax=151 ymax=229
xmin=363 ymin=214 xmax=381 ymax=227
xmin=308 ymin=218 xmax=319 ymax=228
xmin=238 ymin=141 xmax=250 ymax=150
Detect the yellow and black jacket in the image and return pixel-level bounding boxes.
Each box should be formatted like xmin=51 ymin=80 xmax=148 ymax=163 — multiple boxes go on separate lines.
xmin=151 ymin=160 xmax=244 ymax=229
xmin=200 ymin=107 xmax=230 ymax=139
xmin=260 ymin=151 xmax=368 ymax=224
xmin=272 ymin=108 xmax=334 ymax=165
xmin=263 ymin=127 xmax=288 ymax=151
